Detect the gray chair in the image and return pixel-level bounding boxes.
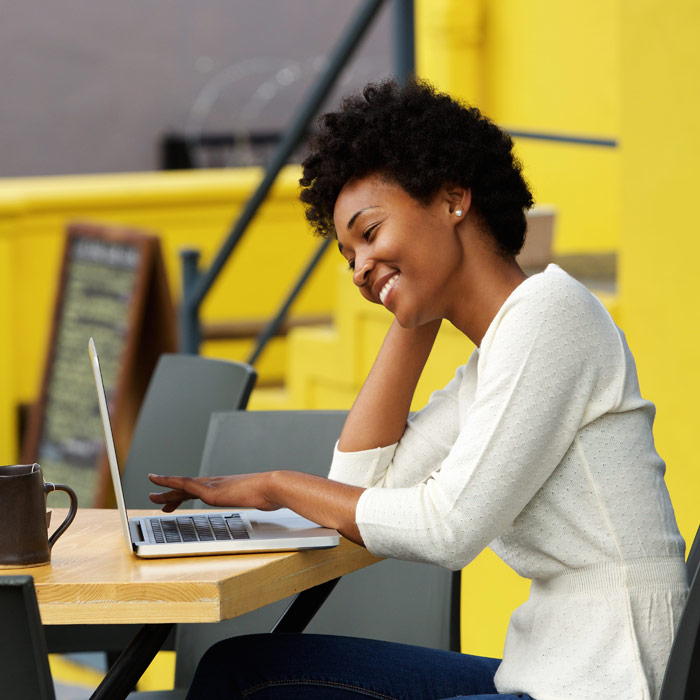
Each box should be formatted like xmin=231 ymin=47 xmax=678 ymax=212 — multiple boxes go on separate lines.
xmin=685 ymin=524 xmax=700 ymax=584
xmin=0 ymin=575 xmax=56 ymax=700
xmin=169 ymin=410 xmax=458 ymax=691
xmin=122 ymin=354 xmax=257 ymax=508
xmin=44 ymin=355 xmax=257 ymax=675
xmin=658 ymin=524 xmax=700 ymax=700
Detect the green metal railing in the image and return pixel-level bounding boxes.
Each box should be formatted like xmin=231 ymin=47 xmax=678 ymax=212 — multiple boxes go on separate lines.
xmin=179 ymin=0 xmax=415 ymax=357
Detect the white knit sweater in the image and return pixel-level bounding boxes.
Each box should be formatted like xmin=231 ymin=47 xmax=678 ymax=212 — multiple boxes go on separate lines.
xmin=328 ymin=265 xmax=688 ymax=700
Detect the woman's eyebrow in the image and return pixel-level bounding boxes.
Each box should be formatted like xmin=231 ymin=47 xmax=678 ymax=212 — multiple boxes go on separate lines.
xmin=347 ymin=206 xmax=379 ymax=231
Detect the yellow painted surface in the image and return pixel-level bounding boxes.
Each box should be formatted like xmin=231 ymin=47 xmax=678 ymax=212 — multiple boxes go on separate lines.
xmin=418 ymin=0 xmax=621 ymax=256
xmin=0 ymin=212 xmax=19 ymax=461
xmin=513 ymin=138 xmax=620 ymax=254
xmin=618 ymin=0 xmax=700 ymax=549
xmin=49 ymin=650 xmax=176 ymax=693
xmin=484 ymin=0 xmax=620 ymax=255
xmin=482 ymin=0 xmax=619 ymax=135
xmin=49 ymin=654 xmax=104 ymax=690
xmin=415 ymin=0 xmax=485 ymax=105
xmin=137 ymin=651 xmax=176 ymax=691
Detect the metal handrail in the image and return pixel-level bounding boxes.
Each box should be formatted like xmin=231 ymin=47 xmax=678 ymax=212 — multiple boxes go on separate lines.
xmin=247 ymin=237 xmax=333 ymax=366
xmin=180 ymin=0 xmax=416 ymax=355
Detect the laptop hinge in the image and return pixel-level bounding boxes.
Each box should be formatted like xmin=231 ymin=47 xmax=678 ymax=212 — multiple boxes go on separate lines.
xmin=130 ymin=519 xmax=146 ymax=546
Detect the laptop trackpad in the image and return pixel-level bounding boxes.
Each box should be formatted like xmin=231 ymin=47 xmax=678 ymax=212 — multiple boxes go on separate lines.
xmin=247 ymin=509 xmax=328 ymax=538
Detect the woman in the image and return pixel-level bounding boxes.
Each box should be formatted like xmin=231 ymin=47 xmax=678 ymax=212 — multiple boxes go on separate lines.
xmin=149 ymin=79 xmax=688 ymax=700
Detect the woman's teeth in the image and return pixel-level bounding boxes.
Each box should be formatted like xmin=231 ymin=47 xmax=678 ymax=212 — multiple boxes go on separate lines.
xmin=379 ymin=273 xmax=400 ymax=305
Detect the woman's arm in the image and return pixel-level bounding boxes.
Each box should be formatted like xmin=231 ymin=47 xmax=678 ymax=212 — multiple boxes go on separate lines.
xmin=338 ymin=318 xmax=442 ymax=452
xmin=149 ymin=319 xmax=442 ymax=545
xmin=149 ymin=471 xmax=366 ymax=544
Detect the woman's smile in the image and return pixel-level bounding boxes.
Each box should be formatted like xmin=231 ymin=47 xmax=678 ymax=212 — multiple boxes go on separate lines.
xmin=376 ymin=272 xmax=400 ymax=306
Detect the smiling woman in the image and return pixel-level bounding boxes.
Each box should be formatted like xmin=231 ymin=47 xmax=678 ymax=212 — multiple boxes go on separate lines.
xmin=151 ymin=79 xmax=688 ymax=700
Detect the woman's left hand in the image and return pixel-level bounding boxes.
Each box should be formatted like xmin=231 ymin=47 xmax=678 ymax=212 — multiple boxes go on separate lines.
xmin=148 ymin=473 xmax=281 ymax=513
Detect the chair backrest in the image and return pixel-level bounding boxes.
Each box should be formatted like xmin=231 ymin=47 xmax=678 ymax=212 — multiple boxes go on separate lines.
xmin=173 ymin=410 xmax=455 ymax=689
xmin=685 ymin=525 xmax=700 ymax=584
xmin=0 ymin=575 xmax=56 ymax=700
xmin=658 ymin=525 xmax=700 ymax=700
xmin=122 ymin=354 xmax=256 ymax=508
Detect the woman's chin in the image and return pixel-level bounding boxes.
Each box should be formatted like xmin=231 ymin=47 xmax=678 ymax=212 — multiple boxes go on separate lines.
xmin=393 ymin=310 xmax=422 ymax=329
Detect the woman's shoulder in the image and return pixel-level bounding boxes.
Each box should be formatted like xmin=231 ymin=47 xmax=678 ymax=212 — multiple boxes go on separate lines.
xmin=482 ymin=264 xmax=620 ymax=357
xmin=520 ymin=263 xmax=599 ymax=304
xmin=509 ymin=264 xmax=613 ymax=327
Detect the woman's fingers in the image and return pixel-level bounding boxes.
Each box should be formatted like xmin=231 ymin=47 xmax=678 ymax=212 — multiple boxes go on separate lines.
xmin=149 ymin=474 xmax=201 ymax=491
xmin=147 ymin=473 xmax=276 ymax=511
xmin=148 ymin=488 xmax=190 ymax=512
xmin=148 ymin=474 xmax=212 ymax=512
xmin=149 ymin=488 xmax=190 ymax=503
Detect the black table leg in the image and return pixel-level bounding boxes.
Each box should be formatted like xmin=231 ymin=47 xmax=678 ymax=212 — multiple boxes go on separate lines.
xmin=87 ymin=577 xmax=340 ymax=698
xmin=90 ymin=623 xmax=174 ymax=700
xmin=271 ymin=577 xmax=341 ymax=634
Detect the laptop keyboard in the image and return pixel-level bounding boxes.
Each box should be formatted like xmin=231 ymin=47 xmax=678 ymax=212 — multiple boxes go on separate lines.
xmin=149 ymin=513 xmax=250 ymax=544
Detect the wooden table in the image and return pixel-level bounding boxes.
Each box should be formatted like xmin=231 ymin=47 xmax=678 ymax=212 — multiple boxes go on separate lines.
xmin=17 ymin=508 xmax=378 ymax=699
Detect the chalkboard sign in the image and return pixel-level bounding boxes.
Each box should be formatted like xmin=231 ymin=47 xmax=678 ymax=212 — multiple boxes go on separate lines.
xmin=23 ymin=223 xmax=176 ymax=507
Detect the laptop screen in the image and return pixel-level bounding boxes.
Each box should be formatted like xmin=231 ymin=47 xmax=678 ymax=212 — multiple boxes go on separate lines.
xmin=88 ymin=337 xmax=135 ymax=551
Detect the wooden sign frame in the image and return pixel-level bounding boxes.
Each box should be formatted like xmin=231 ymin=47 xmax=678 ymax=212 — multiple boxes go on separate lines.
xmin=22 ymin=222 xmax=176 ymax=507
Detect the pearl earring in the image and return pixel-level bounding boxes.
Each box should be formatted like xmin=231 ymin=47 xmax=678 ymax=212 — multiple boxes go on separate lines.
xmin=455 ymin=209 xmax=463 ymax=217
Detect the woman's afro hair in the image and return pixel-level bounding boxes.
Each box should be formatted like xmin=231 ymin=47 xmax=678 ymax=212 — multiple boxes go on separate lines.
xmin=299 ymin=78 xmax=534 ymax=256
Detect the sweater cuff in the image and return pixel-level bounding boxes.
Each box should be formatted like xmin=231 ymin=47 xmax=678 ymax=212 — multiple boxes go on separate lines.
xmin=356 ymin=484 xmax=448 ymax=566
xmin=327 ymin=441 xmax=398 ymax=487
xmin=356 ymin=487 xmax=402 ymax=559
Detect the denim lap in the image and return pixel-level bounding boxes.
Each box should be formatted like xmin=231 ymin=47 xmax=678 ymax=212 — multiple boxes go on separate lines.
xmin=185 ymin=633 xmax=535 ymax=700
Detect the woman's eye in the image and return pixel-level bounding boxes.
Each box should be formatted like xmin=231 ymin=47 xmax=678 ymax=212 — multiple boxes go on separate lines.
xmin=363 ymin=225 xmax=377 ymax=241
xmin=347 ymin=260 xmax=355 ymax=271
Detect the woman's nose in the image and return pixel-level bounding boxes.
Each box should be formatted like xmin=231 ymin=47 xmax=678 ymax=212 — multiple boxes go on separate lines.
xmin=353 ymin=257 xmax=372 ymax=287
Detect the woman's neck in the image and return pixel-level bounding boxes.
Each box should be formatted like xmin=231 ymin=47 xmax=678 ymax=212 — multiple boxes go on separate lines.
xmin=445 ymin=239 xmax=528 ymax=347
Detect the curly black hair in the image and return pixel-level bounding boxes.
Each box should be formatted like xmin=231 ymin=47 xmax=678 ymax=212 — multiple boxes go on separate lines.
xmin=299 ymin=78 xmax=534 ymax=256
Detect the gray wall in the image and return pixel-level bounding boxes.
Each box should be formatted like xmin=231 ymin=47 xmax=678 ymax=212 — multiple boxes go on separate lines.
xmin=0 ymin=0 xmax=393 ymax=177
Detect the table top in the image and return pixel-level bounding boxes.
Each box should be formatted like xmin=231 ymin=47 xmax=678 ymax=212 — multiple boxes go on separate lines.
xmin=14 ymin=508 xmax=378 ymax=626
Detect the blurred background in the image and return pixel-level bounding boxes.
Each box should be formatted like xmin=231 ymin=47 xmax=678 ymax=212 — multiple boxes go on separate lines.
xmin=0 ymin=0 xmax=394 ymax=176
xmin=1 ymin=0 xmax=698 ymax=696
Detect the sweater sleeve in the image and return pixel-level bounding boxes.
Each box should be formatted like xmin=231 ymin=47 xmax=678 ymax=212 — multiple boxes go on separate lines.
xmin=327 ymin=360 xmax=469 ymax=488
xmin=355 ymin=277 xmax=623 ymax=570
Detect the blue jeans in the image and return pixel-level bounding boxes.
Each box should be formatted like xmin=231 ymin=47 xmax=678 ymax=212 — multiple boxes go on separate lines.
xmin=185 ymin=634 xmax=536 ymax=700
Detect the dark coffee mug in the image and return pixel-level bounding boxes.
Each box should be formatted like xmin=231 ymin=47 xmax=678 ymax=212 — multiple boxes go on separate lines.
xmin=0 ymin=463 xmax=78 ymax=568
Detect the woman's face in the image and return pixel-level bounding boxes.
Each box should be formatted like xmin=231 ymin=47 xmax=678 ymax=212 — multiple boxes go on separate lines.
xmin=333 ymin=175 xmax=467 ymax=328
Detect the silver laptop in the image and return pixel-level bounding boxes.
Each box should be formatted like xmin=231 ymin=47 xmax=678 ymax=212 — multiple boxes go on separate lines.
xmin=88 ymin=338 xmax=339 ymax=558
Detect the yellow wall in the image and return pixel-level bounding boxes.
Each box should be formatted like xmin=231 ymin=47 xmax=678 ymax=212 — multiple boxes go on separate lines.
xmin=415 ymin=0 xmax=485 ymax=105
xmin=417 ymin=0 xmax=620 ymax=255
xmin=618 ymin=0 xmax=700 ymax=550
xmin=0 ymin=166 xmax=336 ymax=463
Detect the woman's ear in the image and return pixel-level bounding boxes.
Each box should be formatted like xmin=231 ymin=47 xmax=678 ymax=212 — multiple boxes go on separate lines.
xmin=446 ymin=185 xmax=471 ymax=220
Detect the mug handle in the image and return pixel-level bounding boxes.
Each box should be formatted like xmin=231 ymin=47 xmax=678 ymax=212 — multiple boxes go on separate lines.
xmin=44 ymin=482 xmax=78 ymax=548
